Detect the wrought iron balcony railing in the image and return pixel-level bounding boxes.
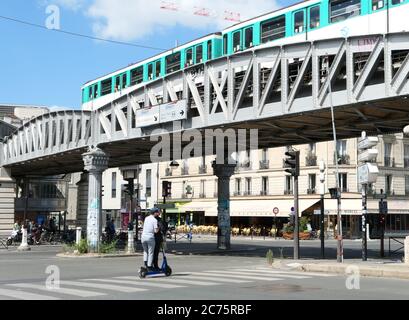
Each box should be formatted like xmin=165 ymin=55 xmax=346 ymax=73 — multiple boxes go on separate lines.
xmin=259 ymin=160 xmax=270 ymax=170
xmin=306 ymin=154 xmax=318 ymax=167
xmin=198 ymin=165 xmax=207 ymax=174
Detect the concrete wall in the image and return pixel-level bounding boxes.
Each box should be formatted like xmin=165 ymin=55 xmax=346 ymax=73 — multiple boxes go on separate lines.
xmin=0 ymin=168 xmax=15 ymax=236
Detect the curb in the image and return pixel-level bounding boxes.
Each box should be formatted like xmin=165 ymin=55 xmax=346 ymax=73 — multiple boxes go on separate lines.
xmin=294 ymin=263 xmax=409 ymax=280
xmin=57 ymin=253 xmax=142 ymax=259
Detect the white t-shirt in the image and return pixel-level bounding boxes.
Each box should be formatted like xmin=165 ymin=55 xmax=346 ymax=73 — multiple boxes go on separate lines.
xmin=142 ymin=215 xmax=158 ymax=238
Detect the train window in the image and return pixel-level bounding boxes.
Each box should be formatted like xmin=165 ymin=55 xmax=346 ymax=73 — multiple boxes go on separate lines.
xmin=148 ymin=63 xmax=154 ymax=80
xmin=121 ymin=73 xmax=127 ymax=89
xmin=130 ymin=66 xmax=143 ymax=86
xmin=155 ymin=60 xmax=161 ymax=78
xmin=223 ymin=34 xmax=228 ymax=55
xmin=244 ymin=27 xmax=253 ymax=49
xmin=233 ymin=31 xmax=241 ymax=53
xmin=261 ymin=15 xmax=286 ymax=43
xmin=329 ymin=0 xmax=361 ymax=23
xmin=92 ymin=84 xmax=98 ymax=99
xmin=372 ymin=0 xmax=385 ymax=10
xmin=294 ymin=11 xmax=305 ymax=33
xmin=392 ymin=0 xmax=404 ymax=5
xmin=309 ymin=6 xmax=320 ymax=29
xmin=196 ymin=45 xmax=203 ymax=63
xmin=186 ymin=48 xmax=193 ymax=67
xmin=101 ymin=78 xmax=112 ymax=96
xmin=166 ymin=52 xmax=181 ymax=74
xmin=207 ymin=40 xmax=213 ymax=60
xmin=115 ymin=76 xmax=121 ymax=92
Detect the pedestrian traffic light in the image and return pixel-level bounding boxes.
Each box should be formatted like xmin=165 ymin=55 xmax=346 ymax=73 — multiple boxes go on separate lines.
xmin=284 ymin=150 xmax=300 ymax=177
xmin=162 ymin=181 xmax=172 ymax=198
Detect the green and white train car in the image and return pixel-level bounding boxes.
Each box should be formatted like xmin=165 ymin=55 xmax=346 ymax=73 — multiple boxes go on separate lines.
xmin=82 ymin=0 xmax=409 ymax=111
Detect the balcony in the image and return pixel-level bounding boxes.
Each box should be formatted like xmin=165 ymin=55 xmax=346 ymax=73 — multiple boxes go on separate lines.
xmin=307 ymin=188 xmax=316 ymax=195
xmin=181 ymin=167 xmax=189 ymax=176
xmin=284 ymin=190 xmax=293 ymax=196
xmin=198 ymin=165 xmax=207 ymax=174
xmin=306 ymin=154 xmax=318 ymax=167
xmin=239 ymin=162 xmax=252 ymax=171
xmin=199 ymin=193 xmax=206 ymax=199
xmin=384 ymin=157 xmax=396 ymax=168
xmin=165 ymin=168 xmax=172 ymax=177
xmin=335 ymin=154 xmax=351 ymax=165
xmin=259 ymin=160 xmax=270 ymax=170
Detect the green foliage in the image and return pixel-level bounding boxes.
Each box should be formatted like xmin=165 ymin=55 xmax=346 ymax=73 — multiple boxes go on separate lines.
xmin=76 ymin=238 xmax=88 ymax=254
xmin=266 ymin=249 xmax=274 ymax=265
xmin=283 ymin=217 xmax=311 ymax=233
xmin=99 ymin=240 xmax=118 ymax=254
xmin=62 ymin=243 xmax=76 ymax=254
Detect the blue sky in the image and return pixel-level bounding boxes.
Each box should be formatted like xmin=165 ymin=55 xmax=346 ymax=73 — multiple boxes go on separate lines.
xmin=0 ymin=0 xmax=296 ymax=109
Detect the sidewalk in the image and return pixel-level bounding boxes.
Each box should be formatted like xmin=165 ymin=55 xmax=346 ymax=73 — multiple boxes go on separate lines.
xmin=273 ymin=258 xmax=409 ymax=280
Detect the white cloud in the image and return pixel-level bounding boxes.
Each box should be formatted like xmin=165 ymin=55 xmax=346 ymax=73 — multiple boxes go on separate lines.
xmin=86 ymin=0 xmax=280 ymax=41
xmin=41 ymin=0 xmax=86 ymax=11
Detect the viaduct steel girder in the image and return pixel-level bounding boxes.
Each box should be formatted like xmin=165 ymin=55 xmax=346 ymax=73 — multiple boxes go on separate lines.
xmin=2 ymin=33 xmax=409 ymax=176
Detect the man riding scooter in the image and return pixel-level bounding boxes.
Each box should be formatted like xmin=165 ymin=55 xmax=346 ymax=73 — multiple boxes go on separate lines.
xmin=153 ymin=209 xmax=168 ymax=271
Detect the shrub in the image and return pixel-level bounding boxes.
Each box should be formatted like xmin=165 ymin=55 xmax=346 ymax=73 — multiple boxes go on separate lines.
xmin=76 ymin=238 xmax=88 ymax=254
xmin=99 ymin=240 xmax=118 ymax=254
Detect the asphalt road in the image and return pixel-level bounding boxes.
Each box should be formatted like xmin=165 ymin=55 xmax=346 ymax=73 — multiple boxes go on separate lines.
xmin=0 ymin=241 xmax=408 ymax=300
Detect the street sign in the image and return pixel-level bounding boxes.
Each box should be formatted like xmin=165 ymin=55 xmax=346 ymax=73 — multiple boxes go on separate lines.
xmin=358 ymin=149 xmax=379 ymax=163
xmin=160 ymin=100 xmax=187 ymax=123
xmin=358 ymin=163 xmax=379 ymax=185
xmin=273 ymin=207 xmax=279 ymax=215
xmin=156 ymin=203 xmax=176 ymax=209
xmin=136 ymin=106 xmax=160 ymax=127
xmin=358 ymin=136 xmax=379 ymax=151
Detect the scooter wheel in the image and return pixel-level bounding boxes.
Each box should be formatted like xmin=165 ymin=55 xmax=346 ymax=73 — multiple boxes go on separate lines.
xmin=139 ymin=269 xmax=147 ymax=279
xmin=6 ymin=239 xmax=12 ymax=247
xmin=165 ymin=266 xmax=172 ymax=277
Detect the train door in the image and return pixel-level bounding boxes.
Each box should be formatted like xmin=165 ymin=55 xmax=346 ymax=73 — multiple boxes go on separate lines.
xmin=232 ymin=30 xmax=242 ymax=53
xmin=293 ymin=8 xmax=306 ymax=41
xmin=306 ymin=4 xmax=321 ymax=41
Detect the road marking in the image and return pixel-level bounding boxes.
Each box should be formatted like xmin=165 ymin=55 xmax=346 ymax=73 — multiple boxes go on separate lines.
xmin=198 ymin=272 xmax=281 ymax=282
xmin=229 ymin=269 xmax=310 ymax=279
xmin=92 ymin=278 xmax=184 ymax=289
xmin=177 ymin=274 xmax=250 ymax=284
xmin=254 ymin=267 xmax=336 ymax=277
xmin=142 ymin=277 xmax=219 ymax=286
xmin=60 ymin=281 xmax=146 ymax=293
xmin=0 ymin=288 xmax=61 ymax=300
xmin=7 ymin=283 xmax=105 ymax=298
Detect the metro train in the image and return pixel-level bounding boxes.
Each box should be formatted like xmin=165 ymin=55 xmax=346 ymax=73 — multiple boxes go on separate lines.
xmin=81 ymin=0 xmax=409 ymax=111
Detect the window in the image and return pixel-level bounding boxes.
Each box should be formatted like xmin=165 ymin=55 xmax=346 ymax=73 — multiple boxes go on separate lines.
xmin=207 ymin=40 xmax=213 ymax=60
xmin=121 ymin=73 xmax=127 ymax=89
xmin=308 ymin=174 xmax=316 ymax=194
xmin=235 ymin=178 xmax=242 ymax=195
xmin=262 ymin=148 xmax=268 ymax=161
xmin=262 ymin=177 xmax=269 ymax=195
xmin=294 ymin=11 xmax=305 ymax=33
xmin=223 ymin=34 xmax=228 ymax=55
xmin=385 ymin=175 xmax=393 ymax=195
xmin=285 ymin=176 xmax=293 ymax=194
xmin=146 ymin=169 xmax=152 ymax=197
xmin=338 ymin=173 xmax=348 ymax=192
xmin=309 ymin=143 xmax=316 ymax=154
xmin=196 ymin=45 xmax=203 ymax=63
xmin=166 ymin=52 xmax=181 ymax=74
xmin=244 ymin=27 xmax=253 ymax=48
xmin=392 ymin=0 xmax=405 ymax=5
xmin=148 ymin=64 xmax=154 ymax=80
xmin=90 ymin=84 xmax=98 ymax=99
xmin=101 ymin=78 xmax=112 ymax=96
xmin=372 ymin=0 xmax=385 ymax=10
xmin=309 ymin=5 xmax=320 ymax=29
xmin=130 ymin=67 xmax=143 ymax=86
xmin=233 ymin=31 xmax=241 ymax=53
xmin=384 ymin=142 xmax=392 ymax=166
xmin=245 ymin=178 xmax=252 ymax=195
xmin=111 ymin=172 xmax=117 ymax=198
xmin=186 ymin=48 xmax=193 ymax=67
xmin=330 ymin=0 xmax=361 ymax=23
xmin=115 ymin=76 xmax=121 ymax=92
xmin=200 ymin=180 xmax=205 ymax=196
xmin=405 ymin=176 xmax=409 ymax=195
xmin=336 ymin=140 xmax=347 ymax=156
xmin=404 ymin=145 xmax=409 ymax=168
xmin=261 ymin=15 xmax=286 ymax=43
xmin=155 ymin=60 xmax=161 ymax=78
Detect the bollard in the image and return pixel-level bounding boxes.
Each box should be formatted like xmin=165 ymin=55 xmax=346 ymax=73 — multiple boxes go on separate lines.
xmin=76 ymin=227 xmax=82 ymax=245
xmin=405 ymin=236 xmax=409 ymax=265
xmin=127 ymin=230 xmax=135 ymax=254
xmin=18 ymin=228 xmax=31 ymax=251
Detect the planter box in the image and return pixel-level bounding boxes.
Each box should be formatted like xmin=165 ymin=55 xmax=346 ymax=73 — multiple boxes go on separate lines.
xmin=283 ymin=232 xmax=311 ymax=240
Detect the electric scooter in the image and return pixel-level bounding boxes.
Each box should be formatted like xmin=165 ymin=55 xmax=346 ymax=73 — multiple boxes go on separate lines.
xmin=139 ymin=246 xmax=172 ymax=279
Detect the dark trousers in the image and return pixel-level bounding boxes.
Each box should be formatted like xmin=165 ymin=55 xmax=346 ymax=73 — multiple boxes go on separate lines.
xmin=153 ymin=237 xmax=162 ymax=268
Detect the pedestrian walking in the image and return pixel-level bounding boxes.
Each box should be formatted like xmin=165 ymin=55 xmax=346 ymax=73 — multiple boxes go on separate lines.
xmin=141 ymin=208 xmax=160 ymax=271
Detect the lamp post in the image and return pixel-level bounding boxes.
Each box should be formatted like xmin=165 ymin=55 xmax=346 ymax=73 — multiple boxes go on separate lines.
xmin=319 ymin=161 xmax=326 ymax=259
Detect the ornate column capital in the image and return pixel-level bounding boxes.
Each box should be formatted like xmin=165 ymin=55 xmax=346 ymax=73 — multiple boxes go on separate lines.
xmin=212 ymin=161 xmax=236 ymax=179
xmin=82 ymin=147 xmax=109 ymax=173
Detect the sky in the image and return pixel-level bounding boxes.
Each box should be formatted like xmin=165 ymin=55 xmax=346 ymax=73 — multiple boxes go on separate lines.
xmin=0 ymin=0 xmax=297 ymax=109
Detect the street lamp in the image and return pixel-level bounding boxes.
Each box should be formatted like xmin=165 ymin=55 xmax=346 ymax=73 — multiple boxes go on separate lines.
xmin=319 ymin=160 xmax=326 ymax=259
xmin=403 ymin=125 xmax=409 ymax=137
xmin=170 ymin=160 xmax=180 ymax=169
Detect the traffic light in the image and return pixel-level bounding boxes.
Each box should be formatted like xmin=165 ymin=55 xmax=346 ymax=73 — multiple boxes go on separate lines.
xmin=101 ymin=185 xmax=105 ymax=197
xmin=284 ymin=150 xmax=300 ymax=177
xmin=162 ymin=181 xmax=172 ymax=198
xmin=379 ymin=214 xmax=386 ymax=227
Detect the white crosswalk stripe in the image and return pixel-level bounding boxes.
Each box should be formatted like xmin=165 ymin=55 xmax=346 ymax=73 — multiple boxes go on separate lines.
xmin=60 ymin=281 xmax=147 ymax=293
xmin=92 ymin=278 xmax=184 ymax=289
xmin=177 ymin=274 xmax=251 ymax=284
xmin=0 ymin=288 xmax=61 ymax=300
xmin=197 ymin=272 xmax=281 ymax=281
xmin=139 ymin=277 xmax=219 ymax=286
xmin=222 ymin=270 xmax=310 ymax=279
xmin=7 ymin=283 xmax=105 ymax=298
xmin=254 ymin=267 xmax=336 ymax=277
